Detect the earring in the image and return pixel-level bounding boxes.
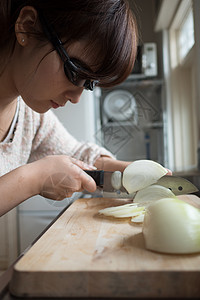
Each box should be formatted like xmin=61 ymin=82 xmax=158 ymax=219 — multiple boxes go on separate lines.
xmin=22 ymin=38 xmax=25 ymax=43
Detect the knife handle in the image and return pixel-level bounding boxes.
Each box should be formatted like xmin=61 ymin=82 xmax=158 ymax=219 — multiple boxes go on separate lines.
xmin=84 ymin=170 xmax=104 ymax=187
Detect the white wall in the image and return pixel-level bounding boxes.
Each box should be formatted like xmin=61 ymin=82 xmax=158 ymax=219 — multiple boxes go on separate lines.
xmin=53 ymin=90 xmax=97 ymax=143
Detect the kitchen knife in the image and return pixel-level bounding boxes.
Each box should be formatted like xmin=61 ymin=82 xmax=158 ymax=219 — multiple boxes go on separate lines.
xmin=85 ymin=170 xmax=199 ymax=198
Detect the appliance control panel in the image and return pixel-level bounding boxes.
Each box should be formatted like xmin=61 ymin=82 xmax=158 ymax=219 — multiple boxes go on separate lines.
xmin=142 ymin=43 xmax=157 ymax=77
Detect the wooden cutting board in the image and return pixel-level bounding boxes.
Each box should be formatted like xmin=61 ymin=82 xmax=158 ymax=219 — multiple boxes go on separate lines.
xmin=10 ymin=195 xmax=200 ymax=298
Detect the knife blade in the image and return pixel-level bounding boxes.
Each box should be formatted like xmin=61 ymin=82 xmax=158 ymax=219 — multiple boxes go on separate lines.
xmin=154 ymin=175 xmax=199 ymax=195
xmin=85 ymin=170 xmax=199 ymax=198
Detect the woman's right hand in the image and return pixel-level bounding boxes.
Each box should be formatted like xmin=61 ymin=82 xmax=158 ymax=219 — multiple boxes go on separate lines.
xmin=32 ymin=155 xmax=97 ymax=200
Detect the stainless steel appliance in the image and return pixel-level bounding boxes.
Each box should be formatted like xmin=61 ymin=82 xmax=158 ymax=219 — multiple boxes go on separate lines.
xmin=95 ymin=78 xmax=165 ymax=164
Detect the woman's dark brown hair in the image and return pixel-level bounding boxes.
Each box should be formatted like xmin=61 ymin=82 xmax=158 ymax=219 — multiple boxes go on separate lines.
xmin=0 ymin=0 xmax=138 ymax=87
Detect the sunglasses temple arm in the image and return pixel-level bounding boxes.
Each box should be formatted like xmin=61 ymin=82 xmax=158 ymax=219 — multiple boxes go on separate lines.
xmin=38 ymin=12 xmax=70 ymax=63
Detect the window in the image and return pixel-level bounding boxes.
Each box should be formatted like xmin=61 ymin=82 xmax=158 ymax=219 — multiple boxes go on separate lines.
xmin=168 ymin=0 xmax=197 ymax=171
xmin=156 ymin=0 xmax=198 ymax=171
xmin=178 ymin=8 xmax=194 ymax=62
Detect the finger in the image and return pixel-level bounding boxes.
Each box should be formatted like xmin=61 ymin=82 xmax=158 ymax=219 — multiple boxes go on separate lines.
xmin=165 ymin=168 xmax=172 ymax=175
xmin=79 ymin=170 xmax=97 ymax=193
xmin=71 ymin=158 xmax=96 ymax=170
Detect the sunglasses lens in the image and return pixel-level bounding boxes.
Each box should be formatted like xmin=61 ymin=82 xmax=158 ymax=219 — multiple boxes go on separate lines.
xmin=64 ymin=63 xmax=83 ymax=85
xmin=64 ymin=62 xmax=98 ymax=91
xmin=84 ymin=80 xmax=95 ymax=91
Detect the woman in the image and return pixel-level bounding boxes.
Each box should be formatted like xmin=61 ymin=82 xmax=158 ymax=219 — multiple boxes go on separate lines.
xmin=0 ymin=0 xmax=138 ymax=216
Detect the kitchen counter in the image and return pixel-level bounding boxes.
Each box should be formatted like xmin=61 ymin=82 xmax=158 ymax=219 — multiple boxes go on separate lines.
xmin=0 ymin=219 xmax=153 ymax=300
xmin=1 ymin=195 xmax=200 ymax=299
xmin=0 ymin=203 xmax=130 ymax=300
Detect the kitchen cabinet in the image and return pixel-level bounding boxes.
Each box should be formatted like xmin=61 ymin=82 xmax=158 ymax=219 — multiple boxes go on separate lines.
xmin=0 ymin=209 xmax=18 ymax=271
xmin=0 ymin=215 xmax=8 ymax=270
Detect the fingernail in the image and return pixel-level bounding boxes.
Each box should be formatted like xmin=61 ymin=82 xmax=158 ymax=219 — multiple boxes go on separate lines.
xmin=84 ymin=164 xmax=97 ymax=170
xmin=88 ymin=165 xmax=97 ymax=170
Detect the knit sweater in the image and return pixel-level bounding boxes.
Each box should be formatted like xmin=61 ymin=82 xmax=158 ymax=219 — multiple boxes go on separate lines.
xmin=0 ymin=98 xmax=113 ymax=176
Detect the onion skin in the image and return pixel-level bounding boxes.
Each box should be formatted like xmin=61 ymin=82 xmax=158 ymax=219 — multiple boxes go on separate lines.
xmin=143 ymin=198 xmax=200 ymax=254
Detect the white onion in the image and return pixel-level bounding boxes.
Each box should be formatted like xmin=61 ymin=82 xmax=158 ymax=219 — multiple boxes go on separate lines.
xmin=143 ymin=197 xmax=200 ymax=254
xmin=131 ymin=211 xmax=145 ymax=223
xmin=99 ymin=185 xmax=175 ymax=223
xmin=111 ymin=171 xmax=122 ymax=190
xmin=122 ymin=160 xmax=167 ymax=194
xmin=134 ymin=185 xmax=175 ymax=205
xmin=99 ymin=204 xmax=145 ymax=218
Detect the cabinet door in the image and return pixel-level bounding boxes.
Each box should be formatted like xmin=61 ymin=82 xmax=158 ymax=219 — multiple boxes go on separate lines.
xmin=0 ymin=214 xmax=8 ymax=269
xmin=0 ymin=209 xmax=18 ymax=270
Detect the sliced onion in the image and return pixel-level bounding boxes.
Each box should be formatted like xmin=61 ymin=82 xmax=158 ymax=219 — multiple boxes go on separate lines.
xmin=131 ymin=211 xmax=145 ymax=223
xmin=143 ymin=197 xmax=200 ymax=254
xmin=122 ymin=160 xmax=167 ymax=194
xmin=99 ymin=204 xmax=145 ymax=218
xmin=99 ymin=203 xmax=137 ymax=213
xmin=99 ymin=184 xmax=173 ymax=221
xmin=134 ymin=185 xmax=175 ymax=205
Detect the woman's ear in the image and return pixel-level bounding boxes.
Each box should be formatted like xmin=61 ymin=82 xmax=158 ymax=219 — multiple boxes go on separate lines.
xmin=15 ymin=6 xmax=38 ymax=46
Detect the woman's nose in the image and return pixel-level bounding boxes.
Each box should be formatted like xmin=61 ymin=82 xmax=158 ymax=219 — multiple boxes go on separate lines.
xmin=66 ymin=87 xmax=84 ymax=104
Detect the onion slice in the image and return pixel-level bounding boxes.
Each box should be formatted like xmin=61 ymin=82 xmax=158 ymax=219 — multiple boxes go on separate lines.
xmin=131 ymin=211 xmax=145 ymax=223
xmin=99 ymin=204 xmax=145 ymax=218
xmin=122 ymin=160 xmax=168 ymax=194
xmin=143 ymin=197 xmax=200 ymax=254
xmin=134 ymin=185 xmax=175 ymax=205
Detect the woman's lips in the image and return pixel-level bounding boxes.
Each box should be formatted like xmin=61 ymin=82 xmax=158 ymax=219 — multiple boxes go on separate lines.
xmin=50 ymin=100 xmax=66 ymax=109
xmin=50 ymin=100 xmax=59 ymax=109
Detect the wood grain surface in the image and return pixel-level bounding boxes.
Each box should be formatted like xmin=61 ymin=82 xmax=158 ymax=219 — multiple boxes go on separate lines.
xmin=10 ymin=195 xmax=200 ymax=298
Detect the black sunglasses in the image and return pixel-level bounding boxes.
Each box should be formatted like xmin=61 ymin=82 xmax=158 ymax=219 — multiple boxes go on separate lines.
xmin=38 ymin=13 xmax=99 ymax=91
